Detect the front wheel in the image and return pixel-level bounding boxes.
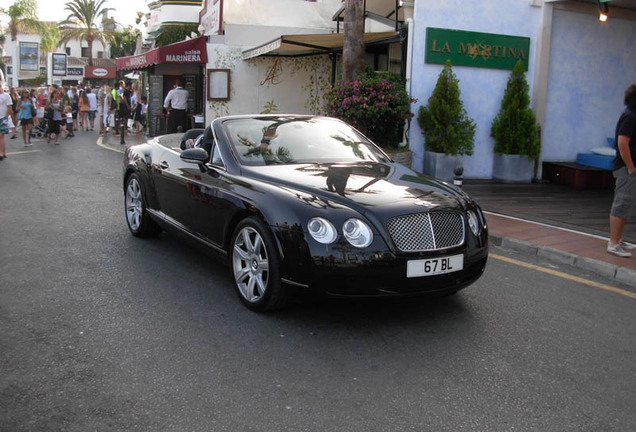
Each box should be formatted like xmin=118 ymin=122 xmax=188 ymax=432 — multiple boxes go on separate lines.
xmin=124 ymin=173 xmax=161 ymax=237
xmin=231 ymin=217 xmax=287 ymax=311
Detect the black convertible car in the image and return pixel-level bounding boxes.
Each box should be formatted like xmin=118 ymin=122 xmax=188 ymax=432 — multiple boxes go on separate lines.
xmin=123 ymin=115 xmax=488 ymax=311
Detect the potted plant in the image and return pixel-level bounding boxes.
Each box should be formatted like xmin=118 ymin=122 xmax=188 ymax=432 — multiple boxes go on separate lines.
xmin=417 ymin=60 xmax=475 ymax=182
xmin=490 ymin=60 xmax=541 ymax=183
xmin=324 ymin=68 xmax=416 ymax=166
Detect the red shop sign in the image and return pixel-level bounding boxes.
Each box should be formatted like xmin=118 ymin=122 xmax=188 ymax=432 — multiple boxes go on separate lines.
xmin=116 ymin=36 xmax=208 ymax=70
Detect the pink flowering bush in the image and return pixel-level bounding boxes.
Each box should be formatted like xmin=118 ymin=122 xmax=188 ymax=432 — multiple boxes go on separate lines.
xmin=324 ymin=70 xmax=415 ymax=149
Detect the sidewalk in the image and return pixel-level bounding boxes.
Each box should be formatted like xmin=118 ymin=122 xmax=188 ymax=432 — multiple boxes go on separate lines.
xmin=485 ymin=212 xmax=636 ymax=287
xmin=101 ymin=133 xmax=636 ymax=288
xmin=99 ymin=128 xmax=149 ymax=150
xmin=463 ymin=181 xmax=636 ymax=288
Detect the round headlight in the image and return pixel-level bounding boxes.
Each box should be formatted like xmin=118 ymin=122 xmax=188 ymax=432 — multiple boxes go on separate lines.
xmin=342 ymin=218 xmax=373 ymax=248
xmin=308 ymin=217 xmax=337 ymax=244
xmin=467 ymin=210 xmax=481 ymax=236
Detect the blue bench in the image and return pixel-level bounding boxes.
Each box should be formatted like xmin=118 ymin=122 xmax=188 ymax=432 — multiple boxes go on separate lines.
xmin=576 ymin=137 xmax=615 ymax=171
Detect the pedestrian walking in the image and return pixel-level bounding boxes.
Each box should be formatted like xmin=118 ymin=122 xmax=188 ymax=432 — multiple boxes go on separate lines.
xmin=78 ymin=89 xmax=89 ymax=130
xmin=64 ymin=106 xmax=75 ymax=138
xmin=9 ymin=86 xmax=19 ymax=139
xmin=0 ymin=85 xmax=13 ymax=160
xmin=111 ymin=81 xmax=121 ymax=137
xmin=608 ymin=83 xmax=636 ymax=257
xmin=17 ymin=90 xmax=34 ymax=146
xmin=86 ymin=87 xmax=97 ymax=131
xmin=118 ymin=81 xmax=132 ymax=145
xmin=163 ymin=79 xmax=189 ymax=133
xmin=47 ymin=91 xmax=63 ymax=145
xmin=102 ymin=85 xmax=113 ymax=136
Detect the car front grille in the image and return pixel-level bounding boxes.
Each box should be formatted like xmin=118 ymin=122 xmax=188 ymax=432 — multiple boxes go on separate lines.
xmin=386 ymin=212 xmax=465 ymax=252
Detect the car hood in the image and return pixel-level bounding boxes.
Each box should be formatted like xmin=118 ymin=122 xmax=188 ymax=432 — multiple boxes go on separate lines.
xmin=242 ymin=162 xmax=470 ymax=215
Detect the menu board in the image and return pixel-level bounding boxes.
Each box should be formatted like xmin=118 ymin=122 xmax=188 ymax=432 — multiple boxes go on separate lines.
xmin=182 ymin=74 xmax=198 ymax=114
xmin=148 ymin=75 xmax=164 ymax=136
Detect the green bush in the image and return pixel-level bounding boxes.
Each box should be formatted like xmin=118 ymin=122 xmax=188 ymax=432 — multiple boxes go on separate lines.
xmin=155 ymin=24 xmax=200 ymax=47
xmin=324 ymin=69 xmax=415 ymax=149
xmin=417 ymin=60 xmax=475 ymax=156
xmin=491 ymin=60 xmax=541 ymax=157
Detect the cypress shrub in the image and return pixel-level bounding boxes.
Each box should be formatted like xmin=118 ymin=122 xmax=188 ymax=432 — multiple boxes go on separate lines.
xmin=491 ymin=60 xmax=541 ymax=157
xmin=417 ymin=60 xmax=475 ymax=156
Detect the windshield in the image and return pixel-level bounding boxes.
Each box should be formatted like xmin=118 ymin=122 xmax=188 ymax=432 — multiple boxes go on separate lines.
xmin=223 ymin=117 xmax=390 ymax=166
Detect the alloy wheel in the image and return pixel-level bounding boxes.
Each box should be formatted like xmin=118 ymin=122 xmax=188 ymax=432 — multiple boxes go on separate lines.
xmin=125 ymin=177 xmax=143 ymax=231
xmin=232 ymin=226 xmax=269 ymax=303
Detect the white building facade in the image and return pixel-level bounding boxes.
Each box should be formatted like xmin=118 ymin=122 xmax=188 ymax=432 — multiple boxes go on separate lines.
xmin=2 ymin=28 xmax=112 ymax=87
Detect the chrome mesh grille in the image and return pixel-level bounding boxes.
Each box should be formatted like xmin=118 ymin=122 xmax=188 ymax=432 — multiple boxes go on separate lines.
xmin=386 ymin=212 xmax=465 ymax=252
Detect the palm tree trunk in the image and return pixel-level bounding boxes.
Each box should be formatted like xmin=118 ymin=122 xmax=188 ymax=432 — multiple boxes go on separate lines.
xmin=342 ymin=0 xmax=365 ymax=82
xmin=87 ymin=39 xmax=94 ymax=66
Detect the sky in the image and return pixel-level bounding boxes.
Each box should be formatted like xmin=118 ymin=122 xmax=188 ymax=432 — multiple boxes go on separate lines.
xmin=0 ymin=0 xmax=149 ymax=29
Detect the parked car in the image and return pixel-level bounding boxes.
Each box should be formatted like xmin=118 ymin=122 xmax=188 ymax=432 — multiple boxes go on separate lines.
xmin=123 ymin=115 xmax=488 ymax=311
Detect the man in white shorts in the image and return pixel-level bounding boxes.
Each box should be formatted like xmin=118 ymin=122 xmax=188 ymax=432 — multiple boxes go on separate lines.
xmin=0 ymin=84 xmax=13 ymax=160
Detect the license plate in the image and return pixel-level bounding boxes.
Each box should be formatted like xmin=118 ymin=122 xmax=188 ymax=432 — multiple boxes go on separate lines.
xmin=407 ymin=254 xmax=463 ymax=278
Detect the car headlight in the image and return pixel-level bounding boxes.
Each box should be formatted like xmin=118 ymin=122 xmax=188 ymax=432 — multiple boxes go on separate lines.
xmin=343 ymin=218 xmax=373 ymax=248
xmin=467 ymin=210 xmax=481 ymax=236
xmin=308 ymin=217 xmax=337 ymax=244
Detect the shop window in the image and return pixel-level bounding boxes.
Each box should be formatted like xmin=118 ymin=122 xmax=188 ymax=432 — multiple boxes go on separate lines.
xmin=365 ymin=43 xmax=403 ymax=76
xmin=388 ymin=43 xmax=402 ymax=75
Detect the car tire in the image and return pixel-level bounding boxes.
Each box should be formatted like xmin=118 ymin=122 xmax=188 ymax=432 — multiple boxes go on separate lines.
xmin=231 ymin=217 xmax=287 ymax=312
xmin=124 ymin=173 xmax=161 ymax=238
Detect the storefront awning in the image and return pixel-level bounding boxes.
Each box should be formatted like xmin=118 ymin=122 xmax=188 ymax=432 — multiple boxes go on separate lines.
xmin=116 ymin=36 xmax=208 ymax=70
xmin=242 ymin=31 xmax=398 ymax=60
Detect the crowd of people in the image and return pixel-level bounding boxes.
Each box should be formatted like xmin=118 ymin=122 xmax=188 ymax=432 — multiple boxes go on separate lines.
xmin=0 ymin=80 xmax=147 ymax=147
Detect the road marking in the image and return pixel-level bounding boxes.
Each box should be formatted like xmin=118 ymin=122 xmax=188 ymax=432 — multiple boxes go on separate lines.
xmin=6 ymin=149 xmax=41 ymax=155
xmin=97 ymin=136 xmax=126 ymax=154
xmin=490 ymin=253 xmax=636 ymax=300
xmin=484 ymin=211 xmax=611 ymax=241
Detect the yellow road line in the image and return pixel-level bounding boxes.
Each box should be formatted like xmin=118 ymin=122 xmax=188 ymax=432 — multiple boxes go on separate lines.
xmin=490 ymin=253 xmax=636 ymax=300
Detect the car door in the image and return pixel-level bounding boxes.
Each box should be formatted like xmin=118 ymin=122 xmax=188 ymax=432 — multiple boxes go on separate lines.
xmin=151 ymin=138 xmax=229 ymax=248
xmin=151 ymin=147 xmax=207 ymax=229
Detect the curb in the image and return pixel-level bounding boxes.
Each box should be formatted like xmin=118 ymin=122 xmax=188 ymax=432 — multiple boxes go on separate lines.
xmin=490 ymin=234 xmax=636 ymax=289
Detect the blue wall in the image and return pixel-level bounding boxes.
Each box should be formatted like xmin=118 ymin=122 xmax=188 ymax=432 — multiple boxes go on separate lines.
xmin=543 ymin=9 xmax=636 ymax=161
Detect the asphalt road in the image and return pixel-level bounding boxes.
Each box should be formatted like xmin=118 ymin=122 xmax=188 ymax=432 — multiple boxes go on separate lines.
xmin=1 ymin=132 xmax=635 ymax=431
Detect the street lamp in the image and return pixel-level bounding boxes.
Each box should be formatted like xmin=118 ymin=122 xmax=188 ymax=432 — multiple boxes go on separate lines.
xmin=598 ymin=0 xmax=609 ymax=22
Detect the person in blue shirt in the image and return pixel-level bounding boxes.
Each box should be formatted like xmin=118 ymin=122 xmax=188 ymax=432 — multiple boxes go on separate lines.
xmin=608 ymin=83 xmax=636 ymax=257
xmin=17 ymin=90 xmax=34 ymax=146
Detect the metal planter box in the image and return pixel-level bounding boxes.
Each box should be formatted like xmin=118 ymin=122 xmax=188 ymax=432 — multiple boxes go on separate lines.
xmin=423 ymin=151 xmax=463 ymax=183
xmin=493 ymin=154 xmax=534 ymax=183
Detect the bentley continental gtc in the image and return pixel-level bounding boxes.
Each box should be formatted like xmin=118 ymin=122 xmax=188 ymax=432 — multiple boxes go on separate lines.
xmin=123 ymin=115 xmax=488 ymax=311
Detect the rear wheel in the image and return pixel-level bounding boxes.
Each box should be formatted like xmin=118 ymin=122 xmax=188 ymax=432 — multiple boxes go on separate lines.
xmin=231 ymin=217 xmax=287 ymax=311
xmin=125 ymin=173 xmax=161 ymax=237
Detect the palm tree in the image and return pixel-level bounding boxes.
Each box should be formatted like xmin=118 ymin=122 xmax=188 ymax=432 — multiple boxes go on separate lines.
xmin=0 ymin=0 xmax=43 ymax=86
xmin=342 ymin=0 xmax=365 ymax=82
xmin=59 ymin=0 xmax=116 ymax=66
xmin=40 ymin=25 xmax=61 ymax=58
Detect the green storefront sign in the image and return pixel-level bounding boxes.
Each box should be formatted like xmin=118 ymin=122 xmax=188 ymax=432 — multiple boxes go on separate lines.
xmin=425 ymin=27 xmax=530 ymax=71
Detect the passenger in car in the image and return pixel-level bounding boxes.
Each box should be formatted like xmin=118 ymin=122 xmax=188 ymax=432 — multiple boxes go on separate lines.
xmin=179 ymin=128 xmax=204 ymax=150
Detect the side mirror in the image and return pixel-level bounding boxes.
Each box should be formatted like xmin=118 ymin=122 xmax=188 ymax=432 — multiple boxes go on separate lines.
xmin=180 ymin=147 xmax=209 ymax=164
xmin=180 ymin=147 xmax=209 ymax=172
